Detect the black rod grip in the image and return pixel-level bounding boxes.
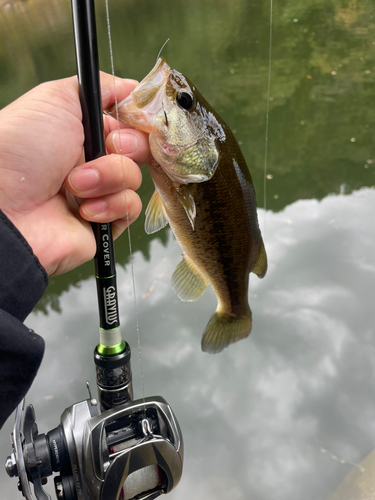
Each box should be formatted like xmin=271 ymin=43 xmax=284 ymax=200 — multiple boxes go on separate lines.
xmin=71 ymin=0 xmax=105 ymax=161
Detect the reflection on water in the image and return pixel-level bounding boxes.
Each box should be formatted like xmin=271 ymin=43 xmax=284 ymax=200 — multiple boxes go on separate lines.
xmin=0 ymin=0 xmax=74 ymax=103
xmin=1 ymin=0 xmax=374 ymax=215
xmin=1 ymin=188 xmax=375 ymax=499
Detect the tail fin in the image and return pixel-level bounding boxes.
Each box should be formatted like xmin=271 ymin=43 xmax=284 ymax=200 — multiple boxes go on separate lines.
xmin=201 ymin=310 xmax=252 ymax=354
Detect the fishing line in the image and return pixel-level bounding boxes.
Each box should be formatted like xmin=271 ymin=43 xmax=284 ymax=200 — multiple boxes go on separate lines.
xmin=157 ymin=37 xmax=170 ymax=61
xmin=104 ymin=0 xmax=146 ymax=410
xmin=263 ymin=0 xmax=273 ymax=236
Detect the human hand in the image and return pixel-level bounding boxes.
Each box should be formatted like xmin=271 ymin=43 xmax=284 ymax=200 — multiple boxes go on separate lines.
xmin=0 ymin=72 xmax=151 ymax=277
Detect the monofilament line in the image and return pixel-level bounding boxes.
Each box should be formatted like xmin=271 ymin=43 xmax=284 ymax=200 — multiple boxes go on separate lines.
xmin=157 ymin=38 xmax=170 ymax=61
xmin=263 ymin=0 xmax=273 ymax=236
xmin=105 ymin=0 xmax=146 ymax=410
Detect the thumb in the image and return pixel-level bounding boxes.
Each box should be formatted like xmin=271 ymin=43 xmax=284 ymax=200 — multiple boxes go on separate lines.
xmin=100 ymin=71 xmax=138 ymax=111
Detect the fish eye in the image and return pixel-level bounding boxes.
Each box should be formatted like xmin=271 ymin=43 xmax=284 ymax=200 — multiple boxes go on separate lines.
xmin=176 ymin=91 xmax=194 ymax=110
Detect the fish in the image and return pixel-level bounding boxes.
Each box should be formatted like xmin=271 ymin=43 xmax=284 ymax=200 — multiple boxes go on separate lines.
xmin=110 ymin=57 xmax=267 ymax=353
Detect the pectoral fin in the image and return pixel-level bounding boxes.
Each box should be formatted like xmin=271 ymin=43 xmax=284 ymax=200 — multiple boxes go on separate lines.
xmin=175 ymin=185 xmax=196 ymax=230
xmin=172 ymin=254 xmax=207 ymax=302
xmin=145 ymin=190 xmax=169 ymax=234
xmin=252 ymin=237 xmax=267 ymax=278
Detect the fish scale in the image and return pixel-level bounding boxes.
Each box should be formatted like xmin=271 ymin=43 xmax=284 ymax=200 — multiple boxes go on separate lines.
xmin=110 ymin=57 xmax=267 ymax=353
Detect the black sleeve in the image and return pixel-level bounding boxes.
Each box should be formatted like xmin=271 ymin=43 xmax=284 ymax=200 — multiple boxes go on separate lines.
xmin=0 ymin=210 xmax=48 ymax=428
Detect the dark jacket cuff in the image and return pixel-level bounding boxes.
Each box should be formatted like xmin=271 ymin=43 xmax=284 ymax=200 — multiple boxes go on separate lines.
xmin=0 ymin=210 xmax=48 ymax=321
xmin=0 ymin=309 xmax=45 ymax=428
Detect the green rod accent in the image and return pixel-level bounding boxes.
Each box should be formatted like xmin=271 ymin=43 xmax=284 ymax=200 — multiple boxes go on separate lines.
xmin=96 ymin=340 xmax=126 ymax=356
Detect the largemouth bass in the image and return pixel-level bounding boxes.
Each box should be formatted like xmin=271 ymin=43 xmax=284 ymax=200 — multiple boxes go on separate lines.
xmin=111 ymin=57 xmax=267 ymax=353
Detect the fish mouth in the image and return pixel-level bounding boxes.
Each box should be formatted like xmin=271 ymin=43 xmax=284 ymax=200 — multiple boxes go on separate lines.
xmin=131 ymin=57 xmax=170 ymax=108
xmin=109 ymin=57 xmax=170 ymax=132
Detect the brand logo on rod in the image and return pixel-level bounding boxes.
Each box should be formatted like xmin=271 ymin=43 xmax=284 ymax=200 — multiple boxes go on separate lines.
xmin=104 ymin=285 xmax=118 ymax=325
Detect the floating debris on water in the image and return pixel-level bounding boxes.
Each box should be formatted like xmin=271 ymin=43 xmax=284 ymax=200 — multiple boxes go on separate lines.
xmin=142 ymin=273 xmax=167 ymax=300
xmin=320 ymin=446 xmax=365 ymax=472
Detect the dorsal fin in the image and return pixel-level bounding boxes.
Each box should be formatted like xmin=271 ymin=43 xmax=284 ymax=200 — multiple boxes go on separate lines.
xmin=252 ymin=237 xmax=267 ymax=278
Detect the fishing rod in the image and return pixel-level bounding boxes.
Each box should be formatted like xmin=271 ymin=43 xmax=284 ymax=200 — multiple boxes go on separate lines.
xmin=71 ymin=0 xmax=130 ymax=411
xmin=5 ymin=1 xmax=183 ymax=499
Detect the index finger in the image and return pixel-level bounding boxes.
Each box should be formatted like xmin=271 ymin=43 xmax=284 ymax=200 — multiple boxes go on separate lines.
xmin=99 ymin=71 xmax=138 ymax=110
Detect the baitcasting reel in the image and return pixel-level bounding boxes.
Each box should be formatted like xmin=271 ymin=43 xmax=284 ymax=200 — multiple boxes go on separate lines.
xmin=5 ymin=344 xmax=184 ymax=500
xmin=6 ymin=395 xmax=183 ymax=500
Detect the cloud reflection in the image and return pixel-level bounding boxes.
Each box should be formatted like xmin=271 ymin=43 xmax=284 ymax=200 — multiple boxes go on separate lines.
xmin=1 ymin=188 xmax=375 ymax=500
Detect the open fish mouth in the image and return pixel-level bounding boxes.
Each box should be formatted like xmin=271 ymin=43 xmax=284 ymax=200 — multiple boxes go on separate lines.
xmin=110 ymin=58 xmax=170 ymax=130
xmin=130 ymin=57 xmax=170 ymax=108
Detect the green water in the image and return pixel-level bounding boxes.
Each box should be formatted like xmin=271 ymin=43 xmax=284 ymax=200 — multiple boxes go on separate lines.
xmin=1 ymin=1 xmax=375 ymax=499
xmin=2 ymin=0 xmax=374 ymax=308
